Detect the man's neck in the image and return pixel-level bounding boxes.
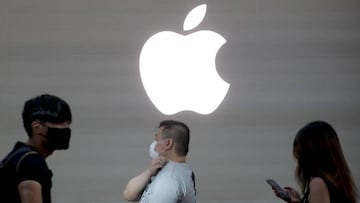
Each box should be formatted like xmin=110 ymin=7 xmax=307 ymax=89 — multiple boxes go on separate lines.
xmin=168 ymin=154 xmax=186 ymax=163
xmin=26 ymin=139 xmax=52 ymax=158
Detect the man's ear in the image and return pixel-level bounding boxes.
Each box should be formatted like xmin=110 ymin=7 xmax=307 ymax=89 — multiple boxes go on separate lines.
xmin=165 ymin=138 xmax=174 ymax=150
xmin=31 ymin=121 xmax=45 ymax=136
xmin=31 ymin=121 xmax=40 ymax=130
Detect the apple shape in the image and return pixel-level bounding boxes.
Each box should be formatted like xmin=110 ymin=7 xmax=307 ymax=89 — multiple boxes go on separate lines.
xmin=139 ymin=4 xmax=230 ymax=115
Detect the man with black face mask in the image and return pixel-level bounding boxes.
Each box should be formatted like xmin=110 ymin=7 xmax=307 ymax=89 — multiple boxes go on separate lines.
xmin=0 ymin=94 xmax=72 ymax=203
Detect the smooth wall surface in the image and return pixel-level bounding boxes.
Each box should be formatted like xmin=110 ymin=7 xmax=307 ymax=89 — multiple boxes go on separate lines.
xmin=1 ymin=0 xmax=359 ymax=202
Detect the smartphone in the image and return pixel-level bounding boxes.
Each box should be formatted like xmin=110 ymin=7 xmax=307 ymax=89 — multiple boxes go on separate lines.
xmin=266 ymin=179 xmax=291 ymax=202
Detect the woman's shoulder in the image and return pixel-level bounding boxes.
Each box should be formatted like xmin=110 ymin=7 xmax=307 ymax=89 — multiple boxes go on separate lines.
xmin=308 ymin=177 xmax=330 ymax=202
xmin=309 ymin=177 xmax=328 ymax=191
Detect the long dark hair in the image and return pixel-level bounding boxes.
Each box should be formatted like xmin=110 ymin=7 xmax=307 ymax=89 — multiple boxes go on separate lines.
xmin=293 ymin=121 xmax=358 ymax=203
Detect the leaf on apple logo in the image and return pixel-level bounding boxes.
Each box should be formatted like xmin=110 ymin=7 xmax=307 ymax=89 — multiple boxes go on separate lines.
xmin=183 ymin=4 xmax=207 ymax=31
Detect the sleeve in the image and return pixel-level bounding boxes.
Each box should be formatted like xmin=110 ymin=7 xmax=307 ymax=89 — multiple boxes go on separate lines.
xmin=148 ymin=176 xmax=182 ymax=203
xmin=16 ymin=153 xmax=52 ymax=185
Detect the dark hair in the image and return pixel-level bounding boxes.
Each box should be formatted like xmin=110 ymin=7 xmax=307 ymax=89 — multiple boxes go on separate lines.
xmin=293 ymin=121 xmax=358 ymax=203
xmin=22 ymin=94 xmax=72 ymax=137
xmin=159 ymin=120 xmax=190 ymax=156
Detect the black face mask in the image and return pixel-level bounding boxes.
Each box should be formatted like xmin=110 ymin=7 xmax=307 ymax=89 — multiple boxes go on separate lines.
xmin=45 ymin=127 xmax=71 ymax=150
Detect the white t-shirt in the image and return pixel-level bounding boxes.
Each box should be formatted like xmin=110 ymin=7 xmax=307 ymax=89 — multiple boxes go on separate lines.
xmin=140 ymin=160 xmax=196 ymax=203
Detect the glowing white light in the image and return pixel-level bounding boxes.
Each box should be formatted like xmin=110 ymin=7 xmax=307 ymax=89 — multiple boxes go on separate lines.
xmin=183 ymin=4 xmax=207 ymax=31
xmin=139 ymin=4 xmax=230 ymax=115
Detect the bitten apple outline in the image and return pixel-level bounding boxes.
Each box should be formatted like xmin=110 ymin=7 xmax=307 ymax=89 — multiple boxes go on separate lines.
xmin=139 ymin=4 xmax=230 ymax=115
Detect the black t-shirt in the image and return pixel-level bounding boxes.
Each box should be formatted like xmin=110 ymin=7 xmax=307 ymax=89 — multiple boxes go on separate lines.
xmin=6 ymin=142 xmax=53 ymax=203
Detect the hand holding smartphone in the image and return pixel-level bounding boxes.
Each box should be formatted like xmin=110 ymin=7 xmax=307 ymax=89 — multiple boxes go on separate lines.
xmin=266 ymin=179 xmax=291 ymax=202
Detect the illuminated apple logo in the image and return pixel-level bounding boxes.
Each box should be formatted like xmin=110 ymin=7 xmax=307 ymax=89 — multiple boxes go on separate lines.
xmin=139 ymin=4 xmax=230 ymax=115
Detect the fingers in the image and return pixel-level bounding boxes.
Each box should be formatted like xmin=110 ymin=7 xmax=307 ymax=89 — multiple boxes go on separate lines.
xmin=151 ymin=156 xmax=167 ymax=166
xmin=157 ymin=156 xmax=167 ymax=165
xmin=149 ymin=156 xmax=168 ymax=176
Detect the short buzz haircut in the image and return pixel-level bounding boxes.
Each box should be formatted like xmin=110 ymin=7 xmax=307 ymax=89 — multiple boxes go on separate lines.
xmin=159 ymin=120 xmax=190 ymax=156
xmin=22 ymin=94 xmax=72 ymax=137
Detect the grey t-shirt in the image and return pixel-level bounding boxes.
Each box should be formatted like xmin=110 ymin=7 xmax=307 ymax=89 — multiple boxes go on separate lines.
xmin=140 ymin=160 xmax=196 ymax=203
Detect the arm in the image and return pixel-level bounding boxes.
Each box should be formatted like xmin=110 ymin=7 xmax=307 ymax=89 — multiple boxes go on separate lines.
xmin=123 ymin=156 xmax=167 ymax=202
xmin=308 ymin=177 xmax=330 ymax=203
xmin=18 ymin=180 xmax=42 ymax=203
xmin=123 ymin=168 xmax=152 ymax=201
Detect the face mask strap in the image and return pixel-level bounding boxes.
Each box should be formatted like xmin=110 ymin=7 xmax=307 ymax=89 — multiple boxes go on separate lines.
xmin=36 ymin=121 xmax=71 ymax=150
xmin=37 ymin=121 xmax=48 ymax=127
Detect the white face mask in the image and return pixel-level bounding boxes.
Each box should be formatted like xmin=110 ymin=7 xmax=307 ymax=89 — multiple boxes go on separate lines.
xmin=149 ymin=140 xmax=159 ymax=159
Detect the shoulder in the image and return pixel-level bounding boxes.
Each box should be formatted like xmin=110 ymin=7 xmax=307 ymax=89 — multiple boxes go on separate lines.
xmin=163 ymin=162 xmax=192 ymax=176
xmin=152 ymin=163 xmax=191 ymax=191
xmin=309 ymin=177 xmax=328 ymax=191
xmin=149 ymin=176 xmax=181 ymax=202
xmin=154 ymin=171 xmax=179 ymax=185
xmin=152 ymin=170 xmax=180 ymax=191
xmin=308 ymin=177 xmax=330 ymax=202
xmin=20 ymin=151 xmax=47 ymax=169
xmin=17 ymin=151 xmax=51 ymax=178
xmin=14 ymin=150 xmax=52 ymax=185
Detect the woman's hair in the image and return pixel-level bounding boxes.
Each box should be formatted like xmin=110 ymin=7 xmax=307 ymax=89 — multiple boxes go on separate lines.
xmin=293 ymin=121 xmax=358 ymax=203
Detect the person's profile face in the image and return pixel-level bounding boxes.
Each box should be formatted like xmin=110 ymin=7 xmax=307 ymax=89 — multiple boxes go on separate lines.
xmin=31 ymin=120 xmax=72 ymax=152
xmin=35 ymin=121 xmax=71 ymax=136
xmin=154 ymin=127 xmax=169 ymax=154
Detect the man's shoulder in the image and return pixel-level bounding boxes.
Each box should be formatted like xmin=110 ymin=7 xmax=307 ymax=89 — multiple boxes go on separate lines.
xmin=151 ymin=173 xmax=180 ymax=195
xmin=153 ymin=166 xmax=180 ymax=186
xmin=163 ymin=161 xmax=193 ymax=175
xmin=10 ymin=143 xmax=47 ymax=171
xmin=4 ymin=142 xmax=38 ymax=162
xmin=154 ymin=162 xmax=193 ymax=184
xmin=16 ymin=149 xmax=52 ymax=184
xmin=18 ymin=151 xmax=48 ymax=172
